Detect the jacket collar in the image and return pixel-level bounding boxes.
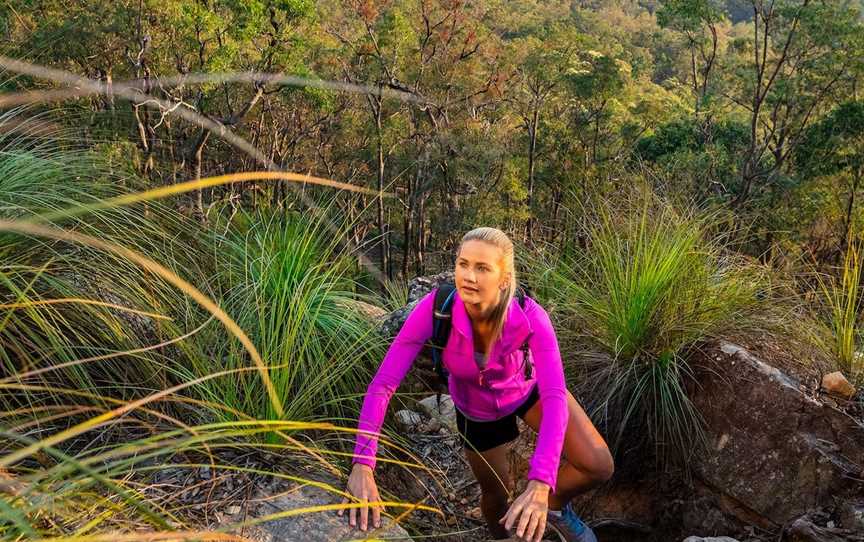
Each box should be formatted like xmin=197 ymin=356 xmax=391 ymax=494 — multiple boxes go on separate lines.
xmin=451 ymin=290 xmax=533 ymax=355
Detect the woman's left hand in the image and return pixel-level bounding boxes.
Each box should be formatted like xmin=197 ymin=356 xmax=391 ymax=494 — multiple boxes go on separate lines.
xmin=499 ymin=480 xmax=550 ymax=542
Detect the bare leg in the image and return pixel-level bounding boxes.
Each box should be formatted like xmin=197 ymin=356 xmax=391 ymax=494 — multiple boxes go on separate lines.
xmin=521 ymin=389 xmax=614 ymax=510
xmin=464 ymin=442 xmax=513 ymax=539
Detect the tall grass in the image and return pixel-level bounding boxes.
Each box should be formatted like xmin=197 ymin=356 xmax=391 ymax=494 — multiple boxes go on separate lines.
xmin=0 ymin=109 xmax=203 ymax=407
xmin=181 ymin=209 xmax=387 ymax=424
xmin=529 ymin=190 xmax=766 ymax=466
xmin=815 ymin=236 xmax=864 ymax=382
xmin=0 ymin=110 xmax=434 ymax=539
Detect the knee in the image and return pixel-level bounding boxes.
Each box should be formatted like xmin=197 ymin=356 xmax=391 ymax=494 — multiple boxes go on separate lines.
xmin=590 ymin=450 xmax=614 ymax=483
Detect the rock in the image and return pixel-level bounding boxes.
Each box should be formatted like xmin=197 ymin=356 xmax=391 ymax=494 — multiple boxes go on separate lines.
xmin=221 ymin=479 xmax=413 ymax=542
xmin=375 ymin=274 xmax=455 ymax=394
xmin=689 ymin=342 xmax=864 ymax=529
xmin=682 ymin=537 xmax=741 ymax=542
xmin=821 ymin=371 xmax=857 ymax=399
xmin=417 ymin=394 xmax=456 ymax=432
xmin=786 ymin=515 xmax=858 ymax=542
xmin=339 ymin=299 xmax=388 ymax=323
xmin=394 ymin=409 xmax=422 ymax=428
xmin=379 ymin=272 xmax=453 ymax=338
xmin=840 ymin=500 xmax=864 ymax=532
xmin=421 ymin=418 xmax=441 ymax=433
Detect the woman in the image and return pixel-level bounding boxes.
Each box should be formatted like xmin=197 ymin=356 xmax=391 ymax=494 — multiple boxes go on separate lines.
xmin=337 ymin=227 xmax=614 ymax=542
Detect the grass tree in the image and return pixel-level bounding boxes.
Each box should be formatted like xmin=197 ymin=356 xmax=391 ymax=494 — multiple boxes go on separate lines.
xmin=0 ymin=115 xmax=426 ymax=538
xmin=815 ymin=236 xmax=863 ymax=382
xmin=528 ymin=189 xmax=766 ymax=467
xmin=183 ymin=207 xmax=387 ymax=425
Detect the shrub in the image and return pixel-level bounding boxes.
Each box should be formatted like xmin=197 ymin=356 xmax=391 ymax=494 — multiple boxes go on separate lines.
xmin=530 ymin=189 xmax=766 ymax=466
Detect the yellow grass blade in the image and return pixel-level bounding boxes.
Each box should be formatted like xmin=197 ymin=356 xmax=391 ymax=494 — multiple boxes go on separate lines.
xmin=33 ymin=171 xmax=390 ymax=224
xmin=0 ymin=297 xmax=170 ymax=321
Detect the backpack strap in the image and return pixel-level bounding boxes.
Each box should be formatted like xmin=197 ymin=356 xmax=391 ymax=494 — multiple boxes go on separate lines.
xmin=430 ymin=284 xmax=457 ymax=410
xmin=515 ymin=287 xmax=534 ymax=380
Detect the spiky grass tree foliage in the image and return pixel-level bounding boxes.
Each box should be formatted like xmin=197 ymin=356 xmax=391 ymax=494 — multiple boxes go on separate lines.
xmin=183 ymin=209 xmax=386 ymax=425
xmin=0 ymin=113 xmax=426 ymax=538
xmin=816 ymin=236 xmax=864 ymax=383
xmin=0 ymin=110 xmax=208 ymax=407
xmin=531 ymin=192 xmax=766 ymax=467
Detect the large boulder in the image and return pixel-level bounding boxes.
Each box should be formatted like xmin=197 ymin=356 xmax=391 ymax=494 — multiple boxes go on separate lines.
xmin=503 ymin=340 xmax=864 ymax=540
xmin=688 ymin=341 xmax=864 ymax=531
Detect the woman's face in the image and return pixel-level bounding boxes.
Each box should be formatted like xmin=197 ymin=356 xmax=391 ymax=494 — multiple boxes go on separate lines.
xmin=454 ymin=240 xmax=509 ymax=307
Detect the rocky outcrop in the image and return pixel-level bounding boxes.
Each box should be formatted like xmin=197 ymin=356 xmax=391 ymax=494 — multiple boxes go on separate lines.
xmin=689 ymin=341 xmax=864 ymax=533
xmin=500 ymin=340 xmax=864 ymax=541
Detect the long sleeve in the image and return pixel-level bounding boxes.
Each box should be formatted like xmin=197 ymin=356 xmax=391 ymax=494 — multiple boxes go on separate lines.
xmin=351 ymin=290 xmax=435 ymax=469
xmin=524 ymin=300 xmax=569 ymax=493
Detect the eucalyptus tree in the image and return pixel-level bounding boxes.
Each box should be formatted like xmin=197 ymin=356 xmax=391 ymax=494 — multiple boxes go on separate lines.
xmin=795 ymin=101 xmax=864 ymax=261
xmin=507 ymin=26 xmax=589 ymax=241
xmin=725 ymin=0 xmax=864 ymax=209
xmin=657 ymin=0 xmax=728 ymax=112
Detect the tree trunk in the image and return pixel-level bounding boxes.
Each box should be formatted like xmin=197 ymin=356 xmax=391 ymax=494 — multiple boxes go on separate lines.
xmin=841 ymin=168 xmax=861 ymax=258
xmin=193 ymin=129 xmax=211 ymax=220
xmin=402 ymin=163 xmax=415 ymax=280
xmin=370 ymin=93 xmax=392 ymax=280
xmin=526 ymin=106 xmax=539 ymax=242
xmin=416 ymin=193 xmax=427 ymax=275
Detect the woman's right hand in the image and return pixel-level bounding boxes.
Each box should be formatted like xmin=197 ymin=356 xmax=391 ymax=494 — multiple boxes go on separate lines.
xmin=337 ymin=463 xmax=383 ymax=531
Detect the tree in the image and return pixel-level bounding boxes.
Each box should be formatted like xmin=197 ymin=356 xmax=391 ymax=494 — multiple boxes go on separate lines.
xmin=657 ymin=0 xmax=727 ymax=112
xmin=726 ymin=0 xmax=864 ymax=208
xmin=506 ymin=26 xmax=581 ymax=241
xmin=795 ymin=101 xmax=864 ymax=260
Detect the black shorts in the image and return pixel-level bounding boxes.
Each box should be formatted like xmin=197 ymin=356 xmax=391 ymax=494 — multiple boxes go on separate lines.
xmin=455 ymin=385 xmax=540 ymax=453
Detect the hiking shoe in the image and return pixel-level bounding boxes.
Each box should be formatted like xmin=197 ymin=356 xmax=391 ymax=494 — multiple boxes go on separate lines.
xmin=545 ymin=502 xmax=598 ymax=542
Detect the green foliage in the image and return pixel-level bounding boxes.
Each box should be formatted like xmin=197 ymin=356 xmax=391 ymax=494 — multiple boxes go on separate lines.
xmin=565 ymin=51 xmax=626 ymax=102
xmin=636 ymin=118 xmax=749 ymax=161
xmin=657 ymin=0 xmax=726 ymax=33
xmin=184 ymin=208 xmax=386 ymax=425
xmin=814 ymin=237 xmax=864 ymax=381
xmin=796 ymin=101 xmax=864 ymax=178
xmin=533 ymin=189 xmax=766 ymax=466
xmin=635 ymin=118 xmax=749 ymax=202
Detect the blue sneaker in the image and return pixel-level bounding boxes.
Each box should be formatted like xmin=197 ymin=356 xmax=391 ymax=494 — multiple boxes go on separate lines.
xmin=546 ymin=502 xmax=598 ymax=542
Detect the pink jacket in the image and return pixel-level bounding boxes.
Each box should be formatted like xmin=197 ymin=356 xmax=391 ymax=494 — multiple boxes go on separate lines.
xmin=351 ymin=288 xmax=569 ymax=491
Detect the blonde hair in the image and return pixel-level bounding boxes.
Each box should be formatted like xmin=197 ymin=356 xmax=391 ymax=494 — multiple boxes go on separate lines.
xmin=456 ymin=227 xmax=517 ymax=361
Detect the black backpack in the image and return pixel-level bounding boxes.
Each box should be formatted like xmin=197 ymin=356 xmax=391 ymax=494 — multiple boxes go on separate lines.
xmin=427 ymin=282 xmax=534 ymax=395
